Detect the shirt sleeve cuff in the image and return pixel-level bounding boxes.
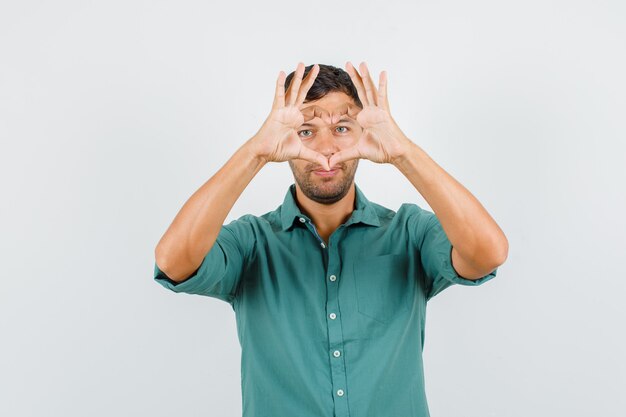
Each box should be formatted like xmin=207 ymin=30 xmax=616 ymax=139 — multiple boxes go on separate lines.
xmin=153 ymin=248 xmax=223 ymax=294
xmin=439 ymin=239 xmax=498 ymax=286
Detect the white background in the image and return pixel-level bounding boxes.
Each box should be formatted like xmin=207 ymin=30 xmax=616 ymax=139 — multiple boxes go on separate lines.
xmin=1 ymin=1 xmax=625 ymax=416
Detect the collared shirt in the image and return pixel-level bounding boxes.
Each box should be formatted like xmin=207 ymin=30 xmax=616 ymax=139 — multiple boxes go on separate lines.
xmin=154 ymin=182 xmax=498 ymax=417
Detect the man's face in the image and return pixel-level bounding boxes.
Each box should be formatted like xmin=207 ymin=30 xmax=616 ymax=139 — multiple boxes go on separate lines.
xmin=288 ymin=91 xmax=363 ymax=205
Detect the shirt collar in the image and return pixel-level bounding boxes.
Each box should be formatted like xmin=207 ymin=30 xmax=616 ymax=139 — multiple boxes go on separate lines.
xmin=280 ymin=182 xmax=381 ymax=231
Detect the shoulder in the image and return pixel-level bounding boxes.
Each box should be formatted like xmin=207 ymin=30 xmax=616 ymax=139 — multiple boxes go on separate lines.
xmin=371 ymin=201 xmax=433 ymax=225
xmin=223 ymin=207 xmax=280 ymax=234
xmin=397 ymin=202 xmax=436 ymax=225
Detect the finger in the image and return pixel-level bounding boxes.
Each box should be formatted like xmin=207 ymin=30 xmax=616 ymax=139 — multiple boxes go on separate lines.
xmin=295 ymin=64 xmax=319 ymax=107
xmin=272 ymin=71 xmax=286 ymax=110
xmin=334 ymin=102 xmax=362 ymax=121
xmin=345 ymin=61 xmax=369 ymax=106
xmin=378 ymin=70 xmax=390 ymax=112
xmin=296 ymin=143 xmax=330 ymax=171
xmin=301 ymin=105 xmax=332 ymax=125
xmin=331 ymin=103 xmax=361 ymax=124
xmin=329 ymin=144 xmax=362 ymax=168
xmin=359 ymin=62 xmax=378 ymax=106
xmin=286 ymin=62 xmax=305 ymax=106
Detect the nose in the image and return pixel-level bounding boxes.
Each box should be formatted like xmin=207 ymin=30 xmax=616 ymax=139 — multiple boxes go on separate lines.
xmin=308 ymin=127 xmax=340 ymax=158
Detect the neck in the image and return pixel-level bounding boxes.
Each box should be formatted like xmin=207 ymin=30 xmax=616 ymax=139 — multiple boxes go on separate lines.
xmin=294 ymin=183 xmax=356 ymax=243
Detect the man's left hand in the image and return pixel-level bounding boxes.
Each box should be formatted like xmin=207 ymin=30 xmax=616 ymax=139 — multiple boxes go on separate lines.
xmin=328 ymin=61 xmax=414 ymax=168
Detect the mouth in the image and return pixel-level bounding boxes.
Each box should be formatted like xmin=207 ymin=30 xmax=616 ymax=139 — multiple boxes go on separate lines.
xmin=312 ymin=166 xmax=341 ymax=177
xmin=311 ymin=163 xmax=343 ymax=172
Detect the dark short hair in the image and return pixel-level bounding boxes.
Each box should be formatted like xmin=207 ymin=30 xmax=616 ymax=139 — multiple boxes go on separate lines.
xmin=284 ymin=64 xmax=363 ymax=108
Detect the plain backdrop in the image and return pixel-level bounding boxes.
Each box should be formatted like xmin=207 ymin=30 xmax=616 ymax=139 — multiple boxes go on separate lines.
xmin=1 ymin=1 xmax=625 ymax=416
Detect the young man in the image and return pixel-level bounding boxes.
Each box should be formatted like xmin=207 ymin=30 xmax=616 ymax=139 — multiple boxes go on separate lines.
xmin=153 ymin=62 xmax=508 ymax=417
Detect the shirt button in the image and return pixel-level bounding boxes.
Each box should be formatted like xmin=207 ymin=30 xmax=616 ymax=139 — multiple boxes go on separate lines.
xmin=337 ymin=389 xmax=344 ymax=397
xmin=329 ymin=313 xmax=336 ymax=319
xmin=320 ymin=242 xmax=326 ymax=248
xmin=298 ymin=217 xmax=306 ymax=223
xmin=333 ymin=350 xmax=341 ymax=357
xmin=329 ymin=275 xmax=336 ymax=282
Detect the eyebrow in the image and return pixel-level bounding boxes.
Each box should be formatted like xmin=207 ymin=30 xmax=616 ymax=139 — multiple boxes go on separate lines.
xmin=300 ymin=117 xmax=356 ymax=128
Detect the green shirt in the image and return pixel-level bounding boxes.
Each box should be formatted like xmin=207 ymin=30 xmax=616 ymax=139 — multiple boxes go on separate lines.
xmin=154 ymin=182 xmax=497 ymax=417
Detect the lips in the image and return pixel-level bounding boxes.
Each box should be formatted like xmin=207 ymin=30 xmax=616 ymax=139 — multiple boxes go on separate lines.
xmin=311 ymin=165 xmax=342 ymax=172
xmin=312 ymin=167 xmax=340 ymax=177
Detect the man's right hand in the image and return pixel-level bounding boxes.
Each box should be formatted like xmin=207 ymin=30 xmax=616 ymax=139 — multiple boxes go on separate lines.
xmin=249 ymin=63 xmax=331 ymax=171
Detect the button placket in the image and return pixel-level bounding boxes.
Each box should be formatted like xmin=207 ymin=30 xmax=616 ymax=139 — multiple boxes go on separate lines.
xmin=302 ymin=218 xmax=327 ymax=250
xmin=325 ymin=229 xmax=350 ymax=416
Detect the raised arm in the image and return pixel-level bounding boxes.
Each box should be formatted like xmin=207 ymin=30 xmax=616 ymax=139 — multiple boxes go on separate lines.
xmin=328 ymin=61 xmax=508 ymax=279
xmin=155 ymin=62 xmax=331 ymax=282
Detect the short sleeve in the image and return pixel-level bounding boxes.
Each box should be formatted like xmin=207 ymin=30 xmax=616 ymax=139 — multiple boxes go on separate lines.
xmin=407 ymin=204 xmax=497 ymax=301
xmin=153 ymin=216 xmax=256 ymax=304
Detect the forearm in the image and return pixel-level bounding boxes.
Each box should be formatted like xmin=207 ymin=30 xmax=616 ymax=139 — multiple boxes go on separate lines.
xmin=393 ymin=141 xmax=508 ymax=269
xmin=155 ymin=138 xmax=266 ymax=281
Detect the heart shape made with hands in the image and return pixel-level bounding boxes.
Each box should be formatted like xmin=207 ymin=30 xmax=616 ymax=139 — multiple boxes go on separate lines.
xmin=296 ymin=62 xmax=413 ymax=169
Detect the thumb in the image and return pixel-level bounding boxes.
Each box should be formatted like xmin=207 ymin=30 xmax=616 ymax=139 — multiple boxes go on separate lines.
xmin=297 ymin=145 xmax=330 ymax=171
xmin=329 ymin=146 xmax=361 ymax=169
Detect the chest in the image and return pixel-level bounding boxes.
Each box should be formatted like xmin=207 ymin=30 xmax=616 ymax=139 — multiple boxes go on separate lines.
xmin=238 ymin=225 xmax=427 ymax=336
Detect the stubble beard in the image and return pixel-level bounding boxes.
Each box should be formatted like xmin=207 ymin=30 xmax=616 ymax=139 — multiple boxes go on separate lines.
xmin=289 ymin=160 xmax=359 ymax=205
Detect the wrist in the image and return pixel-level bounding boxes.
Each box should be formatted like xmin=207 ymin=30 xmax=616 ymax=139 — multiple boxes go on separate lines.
xmin=241 ymin=138 xmax=270 ymax=167
xmin=390 ymin=139 xmax=418 ymax=167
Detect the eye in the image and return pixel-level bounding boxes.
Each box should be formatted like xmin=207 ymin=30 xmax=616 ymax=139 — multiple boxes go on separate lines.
xmin=336 ymin=126 xmax=349 ymax=133
xmin=298 ymin=130 xmax=313 ymax=138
